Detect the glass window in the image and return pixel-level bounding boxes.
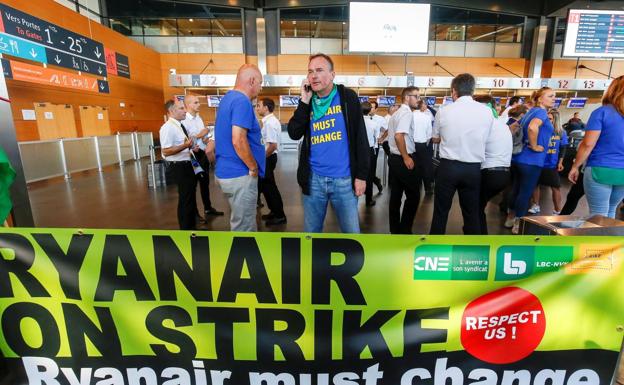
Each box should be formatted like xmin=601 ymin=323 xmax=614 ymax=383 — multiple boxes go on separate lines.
xmin=496 ymin=25 xmax=523 ymax=43
xmin=312 ymin=21 xmax=342 ymax=39
xmin=429 ymin=24 xmax=437 ymax=40
xmin=280 ymin=20 xmax=312 ymax=38
xmin=436 ymin=25 xmax=466 ymax=41
xmin=142 ymin=19 xmax=178 ymax=36
xmin=467 ymin=25 xmax=496 ymax=42
xmin=109 ymin=18 xmax=132 ymax=35
xmin=177 ymin=19 xmax=212 ymax=36
xmin=218 ymin=19 xmax=243 ymax=37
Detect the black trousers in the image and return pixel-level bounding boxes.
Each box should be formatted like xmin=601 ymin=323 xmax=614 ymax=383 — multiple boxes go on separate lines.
xmin=430 ymin=159 xmax=482 ymax=235
xmin=479 ymin=168 xmax=510 ymax=234
xmin=365 ymin=147 xmax=382 ymax=203
xmin=195 ymin=151 xmax=213 ymax=212
xmin=561 ymin=170 xmax=585 ymax=215
xmin=261 ymin=153 xmax=285 ymax=217
xmin=388 ymin=153 xmax=422 ymax=234
xmin=414 ymin=142 xmax=434 ymax=190
xmin=170 ymin=161 xmax=197 ymax=230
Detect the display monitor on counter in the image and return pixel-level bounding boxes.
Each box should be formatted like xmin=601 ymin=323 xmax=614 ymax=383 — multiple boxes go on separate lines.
xmin=207 ymin=95 xmax=224 ymax=108
xmin=349 ymin=2 xmax=430 ymax=53
xmin=563 ymin=9 xmax=624 ymax=58
xmin=567 ymin=98 xmax=588 ymax=109
xmin=376 ymin=95 xmax=397 ymax=107
xmin=553 ymin=98 xmax=563 ymax=109
xmin=279 ymin=95 xmax=301 ymax=107
xmin=424 ymin=96 xmax=437 ymax=106
xmin=358 ymin=96 xmax=370 ymax=103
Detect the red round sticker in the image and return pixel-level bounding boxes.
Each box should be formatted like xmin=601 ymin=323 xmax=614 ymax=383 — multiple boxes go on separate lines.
xmin=460 ymin=287 xmax=546 ymax=364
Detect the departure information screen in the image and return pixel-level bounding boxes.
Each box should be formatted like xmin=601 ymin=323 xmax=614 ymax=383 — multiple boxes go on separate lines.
xmin=563 ymin=9 xmax=624 ymax=58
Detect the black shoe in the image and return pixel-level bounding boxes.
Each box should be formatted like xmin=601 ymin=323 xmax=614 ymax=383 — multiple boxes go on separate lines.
xmin=261 ymin=213 xmax=275 ymax=220
xmin=366 ymin=200 xmax=376 ymax=207
xmin=374 ymin=180 xmax=383 ymax=195
xmin=205 ymin=207 xmax=224 ymax=216
xmin=266 ymin=216 xmax=287 ymax=226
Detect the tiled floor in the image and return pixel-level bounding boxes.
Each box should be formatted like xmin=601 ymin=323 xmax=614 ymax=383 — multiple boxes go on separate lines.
xmin=28 ymin=152 xmax=594 ymax=233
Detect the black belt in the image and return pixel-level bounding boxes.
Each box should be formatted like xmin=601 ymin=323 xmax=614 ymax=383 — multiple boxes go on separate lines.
xmin=484 ymin=167 xmax=510 ymax=172
xmin=167 ymin=160 xmax=191 ymax=164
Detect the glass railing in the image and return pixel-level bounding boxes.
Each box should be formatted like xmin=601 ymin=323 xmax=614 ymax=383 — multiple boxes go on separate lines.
xmin=18 ymin=132 xmax=154 ymax=183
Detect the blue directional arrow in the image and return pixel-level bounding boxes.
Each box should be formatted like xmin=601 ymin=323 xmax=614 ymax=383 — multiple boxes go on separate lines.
xmin=0 ymin=32 xmax=47 ymax=64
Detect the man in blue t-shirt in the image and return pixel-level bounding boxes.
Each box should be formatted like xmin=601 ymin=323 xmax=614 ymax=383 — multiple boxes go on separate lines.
xmin=214 ymin=64 xmax=265 ymax=231
xmin=288 ymin=53 xmax=370 ymax=233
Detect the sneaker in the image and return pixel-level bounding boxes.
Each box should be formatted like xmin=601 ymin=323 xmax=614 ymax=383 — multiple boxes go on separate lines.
xmin=504 ymin=217 xmax=515 ymax=228
xmin=265 ymin=216 xmax=287 ymax=226
xmin=511 ymin=218 xmax=520 ymax=235
xmin=528 ymin=204 xmax=541 ymax=214
xmin=552 ymin=210 xmax=561 ymax=215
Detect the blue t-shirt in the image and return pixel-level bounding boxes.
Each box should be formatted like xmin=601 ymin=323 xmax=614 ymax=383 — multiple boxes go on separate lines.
xmin=215 ymin=90 xmax=266 ymax=178
xmin=512 ymin=107 xmax=555 ymax=167
xmin=543 ymin=130 xmax=568 ymax=169
xmin=585 ymin=105 xmax=624 ymax=169
xmin=309 ymin=92 xmax=351 ymax=178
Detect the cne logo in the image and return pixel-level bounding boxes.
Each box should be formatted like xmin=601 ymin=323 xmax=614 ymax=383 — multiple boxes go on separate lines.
xmin=414 ymin=256 xmax=450 ymax=272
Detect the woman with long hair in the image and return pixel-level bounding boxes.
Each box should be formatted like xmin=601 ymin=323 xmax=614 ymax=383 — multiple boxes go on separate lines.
xmin=507 ymin=87 xmax=557 ymax=233
xmin=569 ymin=76 xmax=624 ymax=218
xmin=528 ymin=109 xmax=568 ymax=215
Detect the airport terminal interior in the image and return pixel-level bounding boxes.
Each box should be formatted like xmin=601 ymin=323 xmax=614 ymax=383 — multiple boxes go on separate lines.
xmin=0 ymin=0 xmax=623 ymax=235
xmin=1 ymin=1 xmax=624 ymax=384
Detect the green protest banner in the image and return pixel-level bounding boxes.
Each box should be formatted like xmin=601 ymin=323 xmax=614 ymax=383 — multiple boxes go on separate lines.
xmin=0 ymin=229 xmax=622 ymax=385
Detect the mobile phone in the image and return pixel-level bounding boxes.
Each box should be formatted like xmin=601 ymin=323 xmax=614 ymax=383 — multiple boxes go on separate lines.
xmin=304 ymin=84 xmax=312 ymax=93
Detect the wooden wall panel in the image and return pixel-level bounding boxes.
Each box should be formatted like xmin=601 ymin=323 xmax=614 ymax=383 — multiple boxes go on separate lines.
xmin=3 ymin=0 xmax=164 ymax=142
xmin=543 ymin=59 xmax=624 ymax=79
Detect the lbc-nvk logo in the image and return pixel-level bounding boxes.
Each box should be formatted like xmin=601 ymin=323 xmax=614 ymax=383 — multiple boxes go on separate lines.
xmin=495 ymin=246 xmax=573 ymax=280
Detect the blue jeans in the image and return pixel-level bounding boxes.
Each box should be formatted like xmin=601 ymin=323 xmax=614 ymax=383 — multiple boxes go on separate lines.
xmin=512 ymin=162 xmax=543 ymax=218
xmin=584 ymin=167 xmax=624 ymax=218
xmin=303 ymin=173 xmax=360 ymax=233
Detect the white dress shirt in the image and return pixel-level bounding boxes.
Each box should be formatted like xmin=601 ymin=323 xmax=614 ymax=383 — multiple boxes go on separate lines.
xmin=412 ymin=110 xmax=433 ymax=143
xmin=364 ymin=115 xmax=384 ymax=148
xmin=432 ymin=96 xmax=494 ymax=163
xmin=482 ymin=117 xmax=513 ymax=169
xmin=159 ymin=117 xmax=191 ymax=162
xmin=181 ymin=112 xmax=208 ymax=150
xmin=261 ymin=113 xmax=281 ymax=153
xmin=388 ymin=104 xmax=415 ymax=155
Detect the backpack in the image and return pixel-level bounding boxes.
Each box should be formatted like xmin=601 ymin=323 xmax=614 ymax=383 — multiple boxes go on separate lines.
xmin=511 ymin=108 xmax=538 ymax=155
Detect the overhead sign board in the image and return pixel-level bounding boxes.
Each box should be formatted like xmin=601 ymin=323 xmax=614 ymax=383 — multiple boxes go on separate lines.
xmin=4 ymin=59 xmax=106 ymax=93
xmin=0 ymin=31 xmax=46 ymax=64
xmin=0 ymin=3 xmax=107 ymax=76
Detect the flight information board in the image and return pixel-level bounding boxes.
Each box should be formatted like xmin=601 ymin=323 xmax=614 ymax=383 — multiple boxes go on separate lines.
xmin=563 ymin=9 xmax=624 ymax=58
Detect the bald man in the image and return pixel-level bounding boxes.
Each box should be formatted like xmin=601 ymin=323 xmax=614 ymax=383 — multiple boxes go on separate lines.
xmin=182 ymin=95 xmax=224 ymax=221
xmin=214 ymin=64 xmax=266 ymax=231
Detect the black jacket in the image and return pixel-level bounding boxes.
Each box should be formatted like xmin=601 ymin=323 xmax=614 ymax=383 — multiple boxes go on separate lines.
xmin=287 ymin=84 xmax=370 ymax=195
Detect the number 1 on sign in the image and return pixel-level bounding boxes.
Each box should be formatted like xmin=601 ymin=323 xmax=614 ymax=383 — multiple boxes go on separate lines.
xmin=44 ymin=29 xmax=53 ymax=45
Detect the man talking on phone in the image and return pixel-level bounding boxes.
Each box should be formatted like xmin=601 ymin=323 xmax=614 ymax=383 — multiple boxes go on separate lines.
xmin=288 ymin=53 xmax=369 ymax=233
